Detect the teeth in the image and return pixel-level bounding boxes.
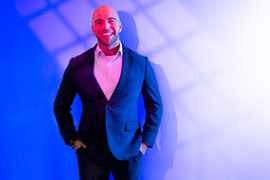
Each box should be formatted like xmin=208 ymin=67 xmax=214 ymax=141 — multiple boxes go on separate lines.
xmin=102 ymin=33 xmax=113 ymax=36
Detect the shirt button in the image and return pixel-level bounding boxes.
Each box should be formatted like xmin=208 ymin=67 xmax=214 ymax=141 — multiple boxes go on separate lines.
xmin=107 ymin=105 xmax=112 ymax=108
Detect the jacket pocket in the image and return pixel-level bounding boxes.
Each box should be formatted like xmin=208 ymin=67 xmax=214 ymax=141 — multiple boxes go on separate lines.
xmin=79 ymin=121 xmax=91 ymax=131
xmin=125 ymin=121 xmax=139 ymax=131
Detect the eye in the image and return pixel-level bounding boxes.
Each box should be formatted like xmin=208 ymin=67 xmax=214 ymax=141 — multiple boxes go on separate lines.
xmin=108 ymin=19 xmax=116 ymax=23
xmin=95 ymin=20 xmax=103 ymax=25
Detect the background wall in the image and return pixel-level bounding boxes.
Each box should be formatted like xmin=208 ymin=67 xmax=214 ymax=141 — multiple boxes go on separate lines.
xmin=1 ymin=0 xmax=270 ymax=179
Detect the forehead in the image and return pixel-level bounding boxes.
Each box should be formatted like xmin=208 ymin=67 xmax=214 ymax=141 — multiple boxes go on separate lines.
xmin=92 ymin=7 xmax=119 ymax=22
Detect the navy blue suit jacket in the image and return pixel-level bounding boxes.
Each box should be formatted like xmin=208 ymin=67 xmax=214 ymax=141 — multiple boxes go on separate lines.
xmin=54 ymin=44 xmax=163 ymax=160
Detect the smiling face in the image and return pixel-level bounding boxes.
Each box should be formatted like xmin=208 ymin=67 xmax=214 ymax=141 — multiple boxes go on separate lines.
xmin=92 ymin=5 xmax=122 ymax=50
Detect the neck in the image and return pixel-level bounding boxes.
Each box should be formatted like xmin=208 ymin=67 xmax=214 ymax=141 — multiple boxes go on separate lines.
xmin=99 ymin=42 xmax=120 ymax=56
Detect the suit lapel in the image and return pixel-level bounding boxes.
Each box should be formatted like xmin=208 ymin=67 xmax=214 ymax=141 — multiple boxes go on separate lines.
xmin=110 ymin=45 xmax=133 ymax=101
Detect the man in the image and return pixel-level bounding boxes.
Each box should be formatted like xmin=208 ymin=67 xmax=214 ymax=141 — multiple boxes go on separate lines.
xmin=54 ymin=5 xmax=163 ymax=180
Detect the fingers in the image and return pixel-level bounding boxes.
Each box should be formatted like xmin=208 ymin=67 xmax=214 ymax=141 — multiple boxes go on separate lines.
xmin=139 ymin=142 xmax=148 ymax=155
xmin=74 ymin=139 xmax=86 ymax=152
xmin=79 ymin=141 xmax=86 ymax=148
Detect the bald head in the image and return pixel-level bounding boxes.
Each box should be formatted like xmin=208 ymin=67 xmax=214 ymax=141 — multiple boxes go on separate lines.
xmin=91 ymin=5 xmax=123 ymax=52
xmin=92 ymin=5 xmax=120 ymax=25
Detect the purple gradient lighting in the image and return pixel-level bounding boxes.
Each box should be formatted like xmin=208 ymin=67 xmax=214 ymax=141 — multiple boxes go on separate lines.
xmin=57 ymin=0 xmax=94 ymax=37
xmin=28 ymin=10 xmax=76 ymax=53
xmin=14 ymin=0 xmax=47 ymax=17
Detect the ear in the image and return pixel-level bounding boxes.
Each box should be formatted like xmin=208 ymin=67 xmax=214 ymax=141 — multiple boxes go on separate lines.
xmin=119 ymin=22 xmax=123 ymax=32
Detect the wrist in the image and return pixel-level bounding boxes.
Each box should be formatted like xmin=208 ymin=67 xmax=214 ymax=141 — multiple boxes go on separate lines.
xmin=68 ymin=139 xmax=78 ymax=147
xmin=142 ymin=142 xmax=149 ymax=147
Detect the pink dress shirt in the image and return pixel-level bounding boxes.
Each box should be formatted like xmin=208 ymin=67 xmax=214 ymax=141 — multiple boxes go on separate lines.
xmin=93 ymin=43 xmax=123 ymax=100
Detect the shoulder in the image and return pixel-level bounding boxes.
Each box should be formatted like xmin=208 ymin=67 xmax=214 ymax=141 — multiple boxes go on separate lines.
xmin=123 ymin=44 xmax=145 ymax=58
xmin=69 ymin=45 xmax=96 ymax=65
xmin=122 ymin=44 xmax=148 ymax=65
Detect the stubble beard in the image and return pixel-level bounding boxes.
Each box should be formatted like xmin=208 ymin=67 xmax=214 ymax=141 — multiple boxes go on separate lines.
xmin=98 ymin=33 xmax=120 ymax=48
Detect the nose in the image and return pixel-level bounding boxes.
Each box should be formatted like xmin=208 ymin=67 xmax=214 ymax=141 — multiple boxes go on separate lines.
xmin=103 ymin=20 xmax=110 ymax=29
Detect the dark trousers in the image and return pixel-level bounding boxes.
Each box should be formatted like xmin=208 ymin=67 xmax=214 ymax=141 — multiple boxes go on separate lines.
xmin=76 ymin=147 xmax=143 ymax=180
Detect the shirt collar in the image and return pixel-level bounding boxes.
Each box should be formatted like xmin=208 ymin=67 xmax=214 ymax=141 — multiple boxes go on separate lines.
xmin=95 ymin=42 xmax=123 ymax=57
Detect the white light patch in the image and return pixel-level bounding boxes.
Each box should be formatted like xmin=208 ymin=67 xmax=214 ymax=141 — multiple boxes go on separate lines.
xmin=148 ymin=0 xmax=199 ymax=40
xmin=134 ymin=13 xmax=166 ymax=55
xmin=151 ymin=47 xmax=198 ymax=91
xmin=56 ymin=44 xmax=87 ymax=70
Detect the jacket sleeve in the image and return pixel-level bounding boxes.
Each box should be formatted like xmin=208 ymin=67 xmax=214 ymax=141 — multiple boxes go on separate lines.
xmin=54 ymin=59 xmax=78 ymax=145
xmin=141 ymin=57 xmax=163 ymax=148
